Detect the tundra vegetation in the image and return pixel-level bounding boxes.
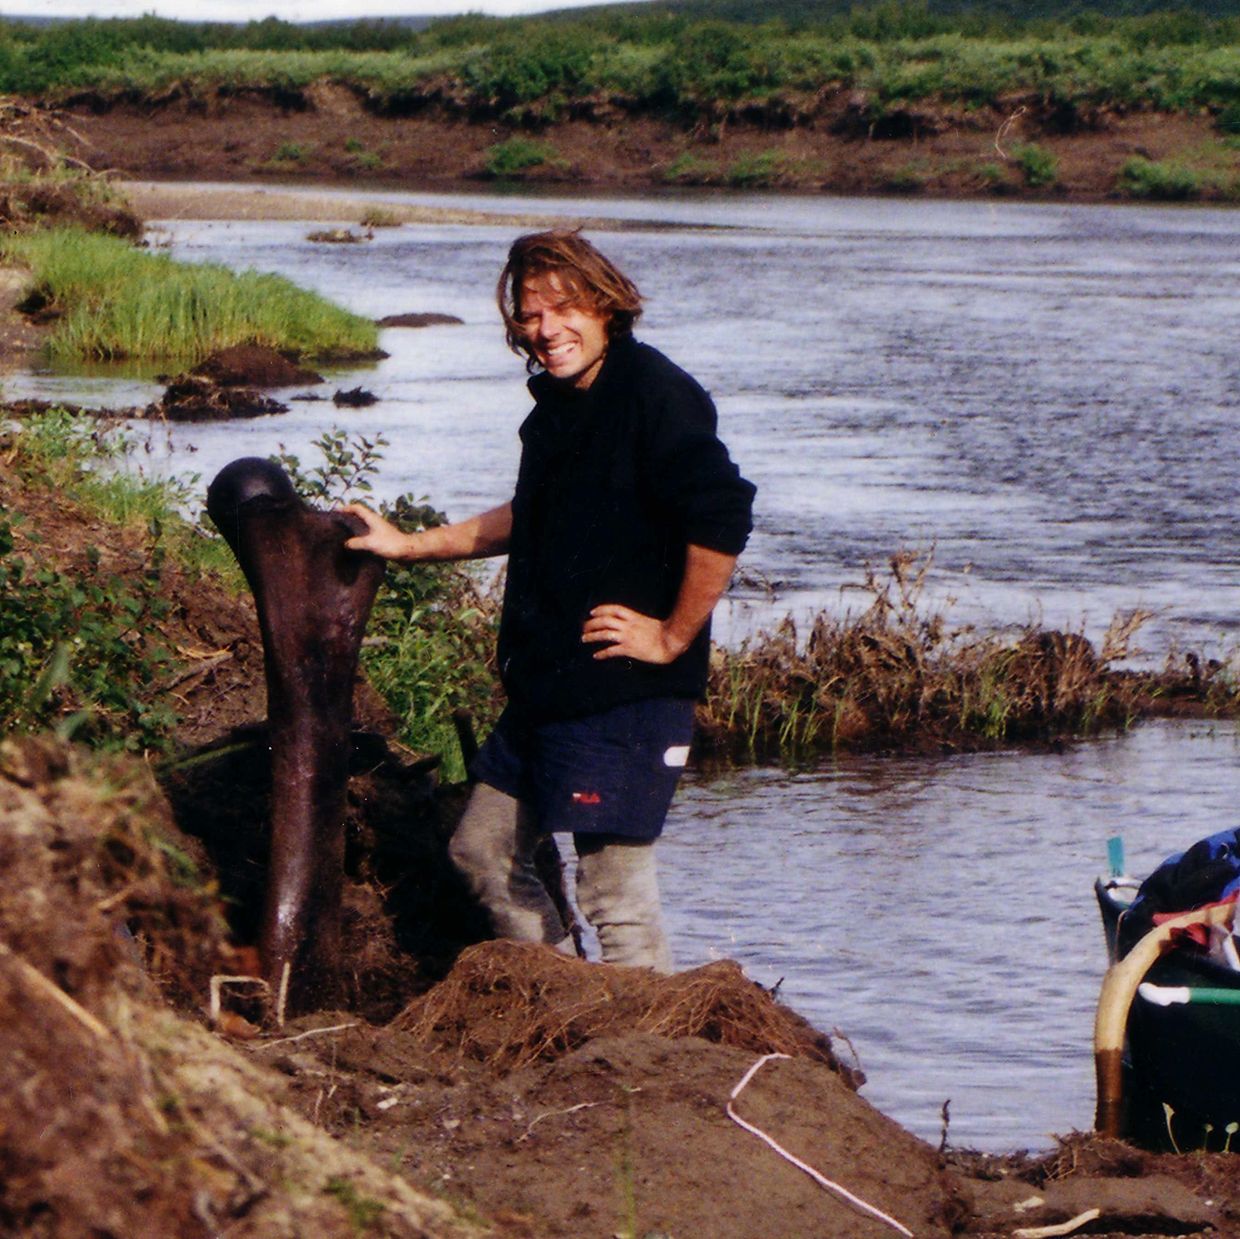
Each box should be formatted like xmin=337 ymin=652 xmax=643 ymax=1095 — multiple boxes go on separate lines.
xmin=0 ymin=4 xmax=1238 ymax=206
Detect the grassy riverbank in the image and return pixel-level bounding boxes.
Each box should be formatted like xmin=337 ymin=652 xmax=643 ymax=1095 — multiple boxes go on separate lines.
xmin=5 ymin=6 xmax=1240 ymax=118
xmin=3 ymin=6 xmax=1239 ymax=202
xmin=0 ymin=415 xmax=495 ymax=775
xmin=0 ymin=227 xmax=380 ymax=365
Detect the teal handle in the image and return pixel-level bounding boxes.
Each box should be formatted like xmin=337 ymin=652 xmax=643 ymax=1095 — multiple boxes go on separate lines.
xmin=1107 ymin=835 xmax=1125 ymax=879
xmin=1187 ymin=987 xmax=1240 ymax=1005
xmin=1140 ymin=983 xmax=1240 ymax=1007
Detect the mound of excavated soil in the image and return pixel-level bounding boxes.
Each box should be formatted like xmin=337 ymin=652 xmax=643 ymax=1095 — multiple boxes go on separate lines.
xmin=392 ymin=940 xmax=848 ymax=1076
xmin=288 ymin=1017 xmax=967 ymax=1239
xmin=0 ymin=732 xmax=965 ymax=1238
xmin=0 ymin=737 xmax=483 ymax=1238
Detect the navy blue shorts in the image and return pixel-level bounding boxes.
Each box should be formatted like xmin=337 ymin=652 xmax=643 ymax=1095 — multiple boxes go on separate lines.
xmin=469 ymin=697 xmax=695 ymax=841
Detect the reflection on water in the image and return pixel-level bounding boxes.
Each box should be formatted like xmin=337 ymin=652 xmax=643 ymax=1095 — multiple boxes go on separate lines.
xmin=9 ymin=187 xmax=1240 ymax=1151
xmin=656 ymin=718 xmax=1240 ymax=1151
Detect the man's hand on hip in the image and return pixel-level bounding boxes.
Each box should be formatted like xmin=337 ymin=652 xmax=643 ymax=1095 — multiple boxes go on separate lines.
xmin=582 ymin=605 xmax=689 ymax=665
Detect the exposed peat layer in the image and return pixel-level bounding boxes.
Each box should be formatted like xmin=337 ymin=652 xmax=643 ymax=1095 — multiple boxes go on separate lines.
xmin=33 ymin=84 xmax=1240 ymax=206
xmin=3 ymin=125 xmax=1240 ymax=1237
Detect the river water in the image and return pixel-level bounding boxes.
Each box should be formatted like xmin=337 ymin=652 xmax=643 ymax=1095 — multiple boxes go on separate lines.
xmin=10 ymin=184 xmax=1240 ymax=1150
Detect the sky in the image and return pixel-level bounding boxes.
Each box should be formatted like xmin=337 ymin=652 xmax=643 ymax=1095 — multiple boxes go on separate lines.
xmin=0 ymin=0 xmax=628 ymax=19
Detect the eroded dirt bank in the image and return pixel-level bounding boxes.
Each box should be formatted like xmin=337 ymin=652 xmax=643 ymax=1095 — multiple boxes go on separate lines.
xmin=59 ymin=86 xmax=1235 ymax=203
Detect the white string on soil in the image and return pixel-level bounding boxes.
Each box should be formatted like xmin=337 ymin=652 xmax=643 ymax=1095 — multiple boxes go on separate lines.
xmin=726 ymin=1052 xmax=915 ymax=1238
xmin=253 ymin=1021 xmax=360 ymax=1049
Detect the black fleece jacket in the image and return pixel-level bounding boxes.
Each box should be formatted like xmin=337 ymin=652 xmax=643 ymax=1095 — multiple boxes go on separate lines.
xmin=497 ymin=334 xmax=756 ymax=722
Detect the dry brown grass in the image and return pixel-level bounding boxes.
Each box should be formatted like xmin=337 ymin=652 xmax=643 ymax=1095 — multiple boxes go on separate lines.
xmin=698 ymin=552 xmax=1191 ymax=761
xmin=0 ymin=98 xmax=141 ymax=237
xmin=391 ymin=940 xmax=850 ymax=1079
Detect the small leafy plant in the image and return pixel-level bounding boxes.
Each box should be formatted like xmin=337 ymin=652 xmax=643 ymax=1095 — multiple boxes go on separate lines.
xmin=661 ymin=151 xmax=720 ymax=184
xmin=1011 ymin=142 xmax=1059 ymax=189
xmin=271 ymin=141 xmax=309 ymax=163
xmin=1117 ymin=156 xmax=1203 ymax=200
xmin=0 ymin=511 xmax=180 ymax=751
xmin=725 ymin=149 xmax=787 ymax=189
xmin=482 ymin=137 xmax=559 ymax=179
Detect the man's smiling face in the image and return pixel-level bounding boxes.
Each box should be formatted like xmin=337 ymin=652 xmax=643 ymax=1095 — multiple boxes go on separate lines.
xmin=516 ymin=272 xmax=610 ymax=390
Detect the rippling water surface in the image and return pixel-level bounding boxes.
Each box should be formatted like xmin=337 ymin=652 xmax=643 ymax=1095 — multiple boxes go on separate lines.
xmin=661 ymin=717 xmax=1240 ymax=1149
xmin=10 ymin=185 xmax=1240 ymax=1149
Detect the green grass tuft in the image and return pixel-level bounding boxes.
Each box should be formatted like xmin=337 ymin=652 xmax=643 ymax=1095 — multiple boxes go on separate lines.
xmin=1011 ymin=142 xmax=1059 ymax=189
xmin=0 ymin=227 xmax=379 ymax=364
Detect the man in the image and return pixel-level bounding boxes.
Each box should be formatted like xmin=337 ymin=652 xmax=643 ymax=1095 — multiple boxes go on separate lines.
xmin=343 ymin=229 xmax=755 ymax=971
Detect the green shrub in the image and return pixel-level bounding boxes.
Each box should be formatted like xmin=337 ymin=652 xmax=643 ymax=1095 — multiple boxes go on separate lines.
xmin=1216 ymin=102 xmax=1240 ymax=135
xmin=344 ymin=138 xmax=384 ymax=171
xmin=482 ymin=137 xmax=558 ymax=178
xmin=0 ymin=517 xmax=179 ymax=750
xmin=975 ymin=160 xmax=1012 ymax=191
xmin=1011 ymin=142 xmax=1059 ymax=188
xmin=0 ymin=410 xmax=197 ymax=751
xmin=462 ymin=25 xmax=594 ymax=110
xmin=1116 ymin=155 xmax=1202 ymax=200
xmin=0 ymin=18 xmax=126 ymax=93
xmin=362 ymin=557 xmax=500 ymax=782
xmin=652 ymin=21 xmax=777 ymax=109
xmin=271 ymin=141 xmax=308 ymax=163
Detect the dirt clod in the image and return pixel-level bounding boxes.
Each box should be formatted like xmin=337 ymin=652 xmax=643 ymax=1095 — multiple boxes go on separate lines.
xmin=377 ymin=312 xmax=464 ymax=328
xmin=192 ymin=343 xmax=325 ymax=387
xmin=151 ymin=373 xmax=289 ymax=420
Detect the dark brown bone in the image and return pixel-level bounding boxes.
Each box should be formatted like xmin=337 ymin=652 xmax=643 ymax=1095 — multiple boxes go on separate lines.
xmin=206 ymin=458 xmax=385 ymax=1013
